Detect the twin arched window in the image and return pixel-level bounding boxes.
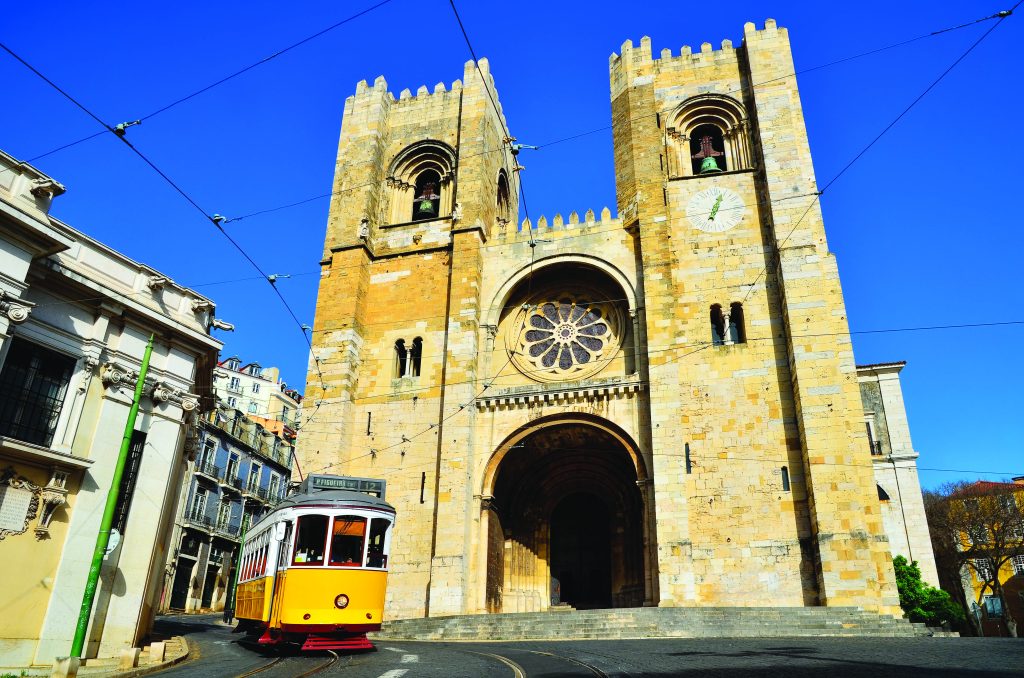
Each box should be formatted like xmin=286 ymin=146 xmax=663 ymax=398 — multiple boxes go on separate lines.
xmin=394 ymin=337 xmax=423 ymax=378
xmin=710 ymin=302 xmax=746 ymax=346
xmin=666 ymin=94 xmax=752 ymax=178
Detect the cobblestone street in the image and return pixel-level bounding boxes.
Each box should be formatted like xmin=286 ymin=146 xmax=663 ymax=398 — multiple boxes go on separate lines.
xmin=155 ymin=614 xmax=1024 ymax=677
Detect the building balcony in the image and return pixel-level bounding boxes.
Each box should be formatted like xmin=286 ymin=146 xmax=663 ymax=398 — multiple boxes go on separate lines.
xmin=213 ymin=520 xmax=241 ymax=540
xmin=194 ymin=460 xmax=222 ymax=480
xmin=220 ymin=475 xmax=244 ymax=493
xmin=242 ymin=483 xmax=271 ymax=504
xmin=186 ymin=510 xmax=214 ymax=532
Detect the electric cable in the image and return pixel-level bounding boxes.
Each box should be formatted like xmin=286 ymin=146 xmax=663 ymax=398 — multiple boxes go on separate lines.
xmin=0 ymin=39 xmax=333 ymax=413
xmin=5 ymin=0 xmax=397 ymax=167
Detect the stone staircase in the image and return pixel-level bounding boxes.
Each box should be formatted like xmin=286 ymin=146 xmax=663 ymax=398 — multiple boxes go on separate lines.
xmin=373 ymin=607 xmax=957 ymax=641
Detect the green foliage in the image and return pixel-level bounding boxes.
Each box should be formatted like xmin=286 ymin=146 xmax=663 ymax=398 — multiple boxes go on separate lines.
xmin=893 ymin=555 xmax=965 ymax=628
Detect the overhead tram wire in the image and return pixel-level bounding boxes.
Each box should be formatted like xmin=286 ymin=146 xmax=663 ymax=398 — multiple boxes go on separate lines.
xmin=5 ymin=0 xmax=397 ymax=169
xmin=293 ymin=318 xmax=1024 ymax=434
xmin=534 ymin=7 xmax=1014 ymax=151
xmin=114 ymin=7 xmax=1010 ymax=229
xmin=0 ymin=41 xmax=332 ymax=410
xmin=738 ymin=6 xmax=1016 ymax=306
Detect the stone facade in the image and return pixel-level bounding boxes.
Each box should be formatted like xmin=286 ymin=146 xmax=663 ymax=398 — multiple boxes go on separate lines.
xmin=299 ymin=20 xmax=902 ymax=619
xmin=0 ymin=148 xmax=221 ymax=666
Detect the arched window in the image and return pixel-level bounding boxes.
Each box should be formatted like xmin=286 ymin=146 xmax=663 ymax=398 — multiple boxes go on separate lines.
xmin=877 ymin=484 xmax=891 ymax=501
xmin=710 ymin=304 xmax=726 ymax=346
xmin=386 ymin=140 xmax=456 ymax=225
xmin=394 ymin=338 xmax=422 ymax=378
xmin=728 ymin=302 xmax=746 ymax=344
xmin=667 ymin=94 xmax=752 ymax=178
xmin=412 ymin=170 xmax=441 ymax=221
xmin=690 ymin=123 xmax=727 ymax=174
xmin=496 ymin=170 xmax=512 ymax=225
xmin=394 ymin=339 xmax=407 ymax=378
xmin=781 ymin=466 xmax=791 ymax=492
xmin=409 ymin=337 xmax=423 ymax=378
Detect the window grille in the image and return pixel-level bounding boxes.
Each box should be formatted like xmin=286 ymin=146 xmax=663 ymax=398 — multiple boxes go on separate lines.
xmin=112 ymin=430 xmax=146 ymax=535
xmin=0 ymin=339 xmax=76 ymax=447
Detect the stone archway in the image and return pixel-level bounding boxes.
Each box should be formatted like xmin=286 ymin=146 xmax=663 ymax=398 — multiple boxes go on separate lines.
xmin=482 ymin=417 xmax=649 ymax=613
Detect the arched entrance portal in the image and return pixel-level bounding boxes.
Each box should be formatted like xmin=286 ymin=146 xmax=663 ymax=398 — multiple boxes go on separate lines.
xmin=484 ymin=418 xmax=647 ymax=613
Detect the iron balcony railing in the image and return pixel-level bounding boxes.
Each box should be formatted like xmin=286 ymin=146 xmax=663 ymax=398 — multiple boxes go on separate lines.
xmin=186 ymin=509 xmax=214 ymax=531
xmin=221 ymin=474 xmax=244 ymax=492
xmin=194 ymin=460 xmax=222 ymax=479
xmin=870 ymin=441 xmax=883 ymax=456
xmin=214 ymin=520 xmax=241 ymax=539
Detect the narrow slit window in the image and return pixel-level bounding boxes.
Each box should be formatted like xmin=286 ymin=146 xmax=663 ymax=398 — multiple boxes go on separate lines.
xmin=781 ymin=466 xmax=791 ymax=492
xmin=710 ymin=304 xmax=725 ymax=346
xmin=877 ymin=484 xmax=890 ymax=501
xmin=728 ymin=302 xmax=746 ymax=344
xmin=394 ymin=339 xmax=407 ymax=378
xmin=409 ymin=337 xmax=423 ymax=378
xmin=496 ymin=171 xmax=511 ymax=223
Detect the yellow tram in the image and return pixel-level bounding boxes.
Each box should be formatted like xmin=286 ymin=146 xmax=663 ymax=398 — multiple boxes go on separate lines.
xmin=234 ymin=475 xmax=395 ymax=651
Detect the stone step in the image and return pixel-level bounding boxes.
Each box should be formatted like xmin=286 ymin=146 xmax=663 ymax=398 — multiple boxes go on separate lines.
xmin=374 ymin=607 xmax=933 ymax=641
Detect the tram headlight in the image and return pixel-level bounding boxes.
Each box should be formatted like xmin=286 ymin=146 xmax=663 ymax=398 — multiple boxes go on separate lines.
xmin=334 ymin=593 xmax=350 ymax=609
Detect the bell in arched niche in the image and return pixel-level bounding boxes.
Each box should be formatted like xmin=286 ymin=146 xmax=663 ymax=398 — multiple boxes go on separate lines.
xmin=412 ymin=171 xmax=441 ymax=221
xmin=690 ymin=127 xmax=726 ymax=174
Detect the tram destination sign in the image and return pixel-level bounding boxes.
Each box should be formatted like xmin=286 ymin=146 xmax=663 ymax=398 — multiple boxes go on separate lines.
xmin=304 ymin=474 xmax=386 ymax=499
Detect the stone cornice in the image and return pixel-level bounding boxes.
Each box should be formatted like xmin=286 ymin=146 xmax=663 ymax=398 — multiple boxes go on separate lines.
xmin=475 ymin=375 xmax=644 ymax=410
xmin=100 ymin=362 xmax=199 ymax=411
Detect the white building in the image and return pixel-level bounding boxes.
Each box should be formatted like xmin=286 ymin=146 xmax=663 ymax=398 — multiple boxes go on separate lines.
xmin=0 ymin=149 xmax=222 ymax=667
xmin=214 ymin=357 xmax=301 ymax=432
xmin=858 ymin=362 xmax=940 ymax=586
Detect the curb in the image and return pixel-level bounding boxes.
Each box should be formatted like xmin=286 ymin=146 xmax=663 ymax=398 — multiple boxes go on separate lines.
xmin=87 ymin=636 xmax=191 ymax=678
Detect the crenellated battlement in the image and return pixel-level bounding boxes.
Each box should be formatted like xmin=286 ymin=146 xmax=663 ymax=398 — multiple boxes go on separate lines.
xmin=348 ymin=58 xmax=506 ymax=121
xmin=609 ymin=19 xmax=783 ymax=81
xmin=352 ymin=73 xmax=464 ymax=104
xmin=504 ymin=207 xmax=620 ymax=243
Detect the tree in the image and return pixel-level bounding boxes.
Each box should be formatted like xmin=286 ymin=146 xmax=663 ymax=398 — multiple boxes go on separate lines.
xmin=925 ymin=480 xmax=1024 ymax=637
xmin=892 ymin=555 xmax=964 ymax=628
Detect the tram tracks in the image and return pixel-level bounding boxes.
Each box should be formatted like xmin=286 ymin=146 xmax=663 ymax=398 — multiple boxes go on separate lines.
xmin=461 ymin=648 xmax=609 ymax=677
xmin=233 ymin=650 xmax=338 ymax=678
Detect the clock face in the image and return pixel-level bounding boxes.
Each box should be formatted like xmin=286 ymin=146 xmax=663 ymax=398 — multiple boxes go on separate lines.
xmin=687 ymin=187 xmax=745 ymax=233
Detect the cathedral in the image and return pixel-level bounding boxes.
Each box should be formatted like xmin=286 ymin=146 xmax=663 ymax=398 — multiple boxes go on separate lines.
xmin=299 ymin=19 xmax=905 ymax=619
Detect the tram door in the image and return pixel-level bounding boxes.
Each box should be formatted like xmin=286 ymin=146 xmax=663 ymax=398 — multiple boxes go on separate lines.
xmin=550 ymin=493 xmax=612 ymax=609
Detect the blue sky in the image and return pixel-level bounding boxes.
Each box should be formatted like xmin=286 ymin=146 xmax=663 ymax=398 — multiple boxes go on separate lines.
xmin=3 ymin=1 xmax=1021 ymax=488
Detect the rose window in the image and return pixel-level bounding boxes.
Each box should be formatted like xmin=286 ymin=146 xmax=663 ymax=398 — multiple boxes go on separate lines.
xmin=507 ymin=291 xmax=624 ymax=381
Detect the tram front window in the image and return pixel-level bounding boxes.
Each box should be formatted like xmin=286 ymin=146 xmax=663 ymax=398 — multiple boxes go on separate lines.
xmin=330 ymin=516 xmax=367 ymax=567
xmin=367 ymin=518 xmax=391 ymax=568
xmin=293 ymin=514 xmax=328 ymax=565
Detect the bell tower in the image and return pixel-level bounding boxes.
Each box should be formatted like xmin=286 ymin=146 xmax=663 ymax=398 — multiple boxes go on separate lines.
xmin=303 ymin=59 xmax=517 ymax=617
xmin=609 ymin=21 xmax=899 ymax=612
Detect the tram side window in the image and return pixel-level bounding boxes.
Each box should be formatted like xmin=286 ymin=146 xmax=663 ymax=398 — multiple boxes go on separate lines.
xmin=293 ymin=514 xmax=329 ymax=565
xmin=330 ymin=516 xmax=367 ymax=567
xmin=367 ymin=518 xmax=392 ymax=569
xmin=278 ymin=522 xmax=293 ymax=568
